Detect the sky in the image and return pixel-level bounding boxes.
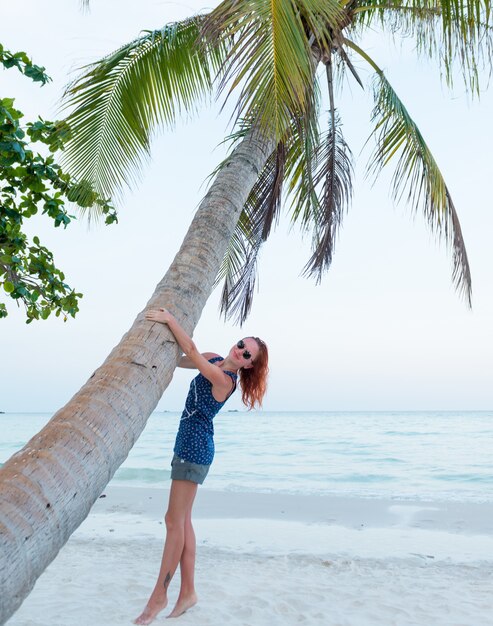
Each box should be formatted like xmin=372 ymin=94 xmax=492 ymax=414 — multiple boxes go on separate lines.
xmin=1 ymin=0 xmax=492 ymax=412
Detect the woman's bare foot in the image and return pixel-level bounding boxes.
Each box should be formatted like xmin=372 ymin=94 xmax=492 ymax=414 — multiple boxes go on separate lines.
xmin=167 ymin=592 xmax=197 ymax=618
xmin=134 ymin=595 xmax=168 ymax=625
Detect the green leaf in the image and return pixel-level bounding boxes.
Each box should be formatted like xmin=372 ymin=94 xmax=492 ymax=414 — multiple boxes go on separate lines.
xmin=24 ymin=64 xmax=50 ymax=85
xmin=204 ymin=0 xmax=344 ymax=139
xmin=10 ymin=141 xmax=26 ymax=160
xmin=62 ymin=16 xmax=227 ymax=201
xmin=0 ymin=46 xmax=115 ymax=322
xmin=366 ymin=68 xmax=472 ymax=305
xmin=352 ymin=1 xmax=493 ymax=95
xmin=0 ymin=98 xmax=15 ymax=109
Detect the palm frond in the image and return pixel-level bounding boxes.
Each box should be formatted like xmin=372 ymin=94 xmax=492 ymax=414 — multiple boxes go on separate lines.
xmin=215 ymin=141 xmax=287 ymax=324
xmin=214 ymin=221 xmax=258 ymax=325
xmin=62 ymin=17 xmax=228 ymax=202
xmin=367 ymin=69 xmax=472 ymax=304
xmin=435 ymin=0 xmax=493 ymax=93
xmin=202 ymin=0 xmax=344 ymax=140
xmin=352 ymin=0 xmax=441 ymax=28
xmin=334 ymin=40 xmax=364 ymax=89
xmin=286 ymin=95 xmax=322 ymax=227
xmin=302 ymin=121 xmax=353 ymax=280
xmin=302 ymin=61 xmax=354 ymax=281
xmin=216 ymin=229 xmax=261 ymax=326
xmin=352 ymin=0 xmax=493 ymax=94
xmin=286 ymin=64 xmax=353 ymax=265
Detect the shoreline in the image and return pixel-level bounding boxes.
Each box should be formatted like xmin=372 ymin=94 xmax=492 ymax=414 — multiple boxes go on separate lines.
xmin=97 ymin=484 xmax=493 ymax=536
xmin=8 ymin=485 xmax=493 ymax=626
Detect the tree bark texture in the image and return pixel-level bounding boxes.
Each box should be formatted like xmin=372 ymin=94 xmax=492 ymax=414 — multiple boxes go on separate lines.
xmin=0 ymin=131 xmax=274 ymax=624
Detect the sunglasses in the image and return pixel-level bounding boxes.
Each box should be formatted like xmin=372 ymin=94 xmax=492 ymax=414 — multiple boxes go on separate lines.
xmin=237 ymin=339 xmax=252 ymax=361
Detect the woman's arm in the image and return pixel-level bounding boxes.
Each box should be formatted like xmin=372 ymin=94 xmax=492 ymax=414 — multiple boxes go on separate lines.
xmin=178 ymin=353 xmax=219 ymax=369
xmin=145 ymin=308 xmax=232 ymax=393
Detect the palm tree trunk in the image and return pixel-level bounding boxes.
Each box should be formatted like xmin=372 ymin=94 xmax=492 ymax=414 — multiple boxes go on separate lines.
xmin=0 ymin=131 xmax=274 ymax=624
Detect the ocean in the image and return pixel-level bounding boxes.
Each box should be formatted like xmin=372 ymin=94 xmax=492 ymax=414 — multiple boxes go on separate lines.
xmin=1 ymin=410 xmax=492 ymax=503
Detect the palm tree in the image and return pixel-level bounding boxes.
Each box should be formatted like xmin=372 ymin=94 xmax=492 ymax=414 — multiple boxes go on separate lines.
xmin=1 ymin=1 xmax=491 ymax=621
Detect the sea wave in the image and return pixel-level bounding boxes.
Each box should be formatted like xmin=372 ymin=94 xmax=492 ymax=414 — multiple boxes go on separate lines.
xmin=112 ymin=467 xmax=170 ymax=485
xmin=1 ymin=411 xmax=493 ymax=503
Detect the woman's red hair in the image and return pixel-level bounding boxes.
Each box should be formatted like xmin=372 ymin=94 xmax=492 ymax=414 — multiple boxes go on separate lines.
xmin=238 ymin=337 xmax=269 ymax=410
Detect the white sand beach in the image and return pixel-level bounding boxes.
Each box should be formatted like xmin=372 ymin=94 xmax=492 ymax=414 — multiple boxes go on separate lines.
xmin=8 ymin=486 xmax=493 ymax=626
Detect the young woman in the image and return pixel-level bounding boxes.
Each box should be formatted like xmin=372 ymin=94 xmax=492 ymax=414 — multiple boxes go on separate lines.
xmin=134 ymin=307 xmax=269 ymax=624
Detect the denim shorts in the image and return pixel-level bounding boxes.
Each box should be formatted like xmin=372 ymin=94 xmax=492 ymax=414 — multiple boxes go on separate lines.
xmin=170 ymin=454 xmax=210 ymax=485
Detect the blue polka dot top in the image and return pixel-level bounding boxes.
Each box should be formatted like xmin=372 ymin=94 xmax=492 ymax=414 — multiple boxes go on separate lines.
xmin=173 ymin=357 xmax=238 ymax=465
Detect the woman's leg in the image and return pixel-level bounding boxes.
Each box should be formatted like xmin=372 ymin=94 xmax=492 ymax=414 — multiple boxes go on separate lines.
xmin=134 ymin=480 xmax=198 ymax=625
xmin=168 ymin=510 xmax=198 ymax=617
